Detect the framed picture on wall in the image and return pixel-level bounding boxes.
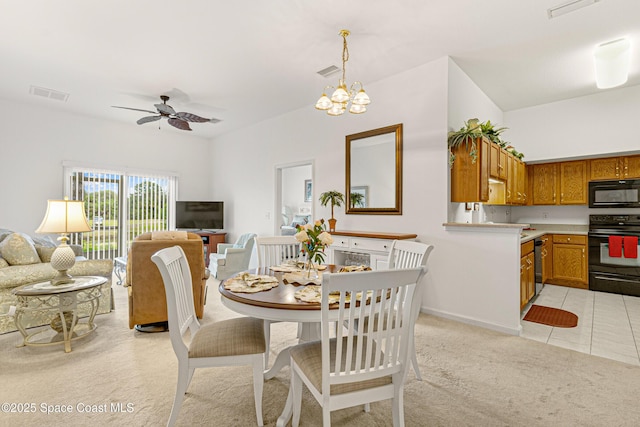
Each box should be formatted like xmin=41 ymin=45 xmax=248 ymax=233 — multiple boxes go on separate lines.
xmin=304 ymin=179 xmax=312 ymax=202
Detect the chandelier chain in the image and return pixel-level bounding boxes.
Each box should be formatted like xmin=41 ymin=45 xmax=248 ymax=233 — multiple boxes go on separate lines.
xmin=341 ymin=32 xmax=349 ymax=84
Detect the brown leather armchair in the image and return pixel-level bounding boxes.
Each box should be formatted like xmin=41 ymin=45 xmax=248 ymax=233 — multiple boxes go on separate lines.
xmin=125 ymin=231 xmax=209 ymax=330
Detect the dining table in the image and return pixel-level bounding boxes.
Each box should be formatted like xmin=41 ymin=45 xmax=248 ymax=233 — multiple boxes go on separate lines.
xmin=219 ymin=264 xmax=360 ymax=427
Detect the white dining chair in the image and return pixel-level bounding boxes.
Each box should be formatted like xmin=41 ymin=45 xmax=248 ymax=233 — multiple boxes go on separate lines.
xmin=387 ymin=240 xmax=434 ymax=381
xmin=349 ymin=240 xmax=434 ymax=381
xmin=288 ymin=267 xmax=427 ymax=427
xmin=255 ymin=235 xmax=301 ymax=367
xmin=151 ymin=246 xmax=266 ymax=427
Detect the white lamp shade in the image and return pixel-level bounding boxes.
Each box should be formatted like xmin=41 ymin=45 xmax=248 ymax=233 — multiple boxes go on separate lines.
xmin=349 ymin=103 xmax=367 ymax=114
xmin=595 ymin=38 xmax=631 ymax=89
xmin=352 ymin=89 xmax=371 ymax=105
xmin=327 ymin=103 xmax=346 ymax=116
xmin=315 ymin=94 xmax=333 ymax=110
xmin=330 ymin=84 xmax=350 ymax=103
xmin=36 ymin=199 xmax=92 ymax=234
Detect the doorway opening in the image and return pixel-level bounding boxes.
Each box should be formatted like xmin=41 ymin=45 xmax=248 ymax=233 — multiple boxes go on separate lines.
xmin=275 ymin=161 xmax=313 ymax=236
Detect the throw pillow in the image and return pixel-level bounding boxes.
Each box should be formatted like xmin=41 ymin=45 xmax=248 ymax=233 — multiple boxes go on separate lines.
xmin=0 ymin=256 xmax=8 ymax=268
xmin=0 ymin=232 xmax=41 ymax=265
xmin=35 ymin=245 xmax=57 ymax=263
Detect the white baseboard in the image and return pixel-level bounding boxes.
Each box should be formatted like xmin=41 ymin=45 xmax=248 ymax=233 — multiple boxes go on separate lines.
xmin=420 ymin=307 xmax=522 ymax=336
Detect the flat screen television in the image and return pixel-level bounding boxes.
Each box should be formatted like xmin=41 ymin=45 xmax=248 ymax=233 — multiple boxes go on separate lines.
xmin=175 ymin=201 xmax=224 ymax=231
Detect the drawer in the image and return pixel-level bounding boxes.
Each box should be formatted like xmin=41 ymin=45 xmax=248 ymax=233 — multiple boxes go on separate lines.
xmin=521 ymin=240 xmax=534 ymax=255
xmin=332 ymin=237 xmax=350 ymax=248
xmin=350 ymin=238 xmax=393 ymax=253
xmin=552 ymin=234 xmax=586 ymax=245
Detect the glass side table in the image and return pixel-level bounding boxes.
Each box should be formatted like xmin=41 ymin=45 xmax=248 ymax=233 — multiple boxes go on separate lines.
xmin=113 ymin=256 xmax=127 ymax=285
xmin=12 ymin=276 xmax=106 ymax=353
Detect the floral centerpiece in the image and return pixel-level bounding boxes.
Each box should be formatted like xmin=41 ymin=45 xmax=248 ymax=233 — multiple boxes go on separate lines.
xmin=294 ymin=219 xmax=333 ymax=279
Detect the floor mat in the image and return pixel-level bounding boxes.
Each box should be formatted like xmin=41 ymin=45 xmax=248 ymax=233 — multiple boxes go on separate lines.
xmin=523 ymin=304 xmax=578 ymax=328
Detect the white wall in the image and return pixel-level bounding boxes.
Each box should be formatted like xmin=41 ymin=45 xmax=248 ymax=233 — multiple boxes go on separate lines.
xmin=0 ymin=99 xmax=212 ymax=233
xmin=505 ymin=84 xmax=640 ymax=162
xmin=208 ymin=57 xmax=523 ymax=334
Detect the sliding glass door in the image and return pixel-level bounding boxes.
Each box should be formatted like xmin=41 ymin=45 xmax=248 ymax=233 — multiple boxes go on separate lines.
xmin=64 ymin=166 xmax=176 ymax=259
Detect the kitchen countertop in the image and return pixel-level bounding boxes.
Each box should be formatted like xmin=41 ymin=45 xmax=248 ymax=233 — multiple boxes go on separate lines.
xmin=520 ymin=223 xmax=588 ymax=243
xmin=443 ymin=222 xmax=588 ymax=242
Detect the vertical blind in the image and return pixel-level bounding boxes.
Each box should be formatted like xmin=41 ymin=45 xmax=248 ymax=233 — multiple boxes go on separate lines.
xmin=64 ymin=165 xmax=177 ymax=259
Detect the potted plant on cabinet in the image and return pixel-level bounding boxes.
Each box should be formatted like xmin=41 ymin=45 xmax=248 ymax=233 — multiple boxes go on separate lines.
xmin=448 ymin=118 xmax=514 ymax=166
xmin=319 ymin=190 xmax=345 ymax=232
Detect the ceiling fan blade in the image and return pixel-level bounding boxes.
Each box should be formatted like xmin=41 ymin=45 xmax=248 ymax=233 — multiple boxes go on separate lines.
xmin=175 ymin=112 xmax=211 ymax=123
xmin=112 ymin=106 xmax=158 ymax=114
xmin=137 ymin=115 xmax=162 ymax=125
xmin=155 ymin=103 xmax=176 ymax=115
xmin=168 ymin=118 xmax=192 ymax=131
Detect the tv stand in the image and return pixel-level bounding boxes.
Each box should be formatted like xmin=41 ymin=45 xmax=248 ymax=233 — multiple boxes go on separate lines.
xmin=193 ymin=231 xmax=226 ymax=267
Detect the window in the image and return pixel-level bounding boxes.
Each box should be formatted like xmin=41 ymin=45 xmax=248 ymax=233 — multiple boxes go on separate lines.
xmin=64 ymin=164 xmax=177 ymax=259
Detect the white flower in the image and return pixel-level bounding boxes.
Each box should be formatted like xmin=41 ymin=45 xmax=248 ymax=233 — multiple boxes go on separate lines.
xmin=304 ymin=223 xmax=314 ymax=230
xmin=318 ymin=231 xmax=333 ymax=246
xmin=294 ymin=229 xmax=309 ymax=243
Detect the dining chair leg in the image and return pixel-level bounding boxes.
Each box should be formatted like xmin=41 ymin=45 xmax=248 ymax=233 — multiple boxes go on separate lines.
xmin=252 ymin=354 xmax=265 ymax=426
xmin=392 ymin=380 xmax=404 ymax=427
xmin=291 ymin=368 xmax=303 ymax=427
xmin=411 ymin=342 xmax=422 ymax=381
xmin=264 ymin=321 xmax=271 ymax=367
xmin=167 ymin=362 xmax=190 ymax=427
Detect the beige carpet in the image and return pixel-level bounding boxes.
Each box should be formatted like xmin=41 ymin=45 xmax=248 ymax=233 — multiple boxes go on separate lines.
xmin=2 ymin=276 xmax=640 ymax=427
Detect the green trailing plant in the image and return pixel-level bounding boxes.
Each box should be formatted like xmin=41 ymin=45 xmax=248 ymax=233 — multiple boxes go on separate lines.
xmin=447 ymin=118 xmax=521 ymax=166
xmin=318 ymin=190 xmax=345 ymax=219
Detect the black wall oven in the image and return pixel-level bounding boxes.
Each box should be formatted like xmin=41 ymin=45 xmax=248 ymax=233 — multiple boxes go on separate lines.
xmin=589 ymin=179 xmax=640 ymax=208
xmin=588 ymin=215 xmax=640 ymax=296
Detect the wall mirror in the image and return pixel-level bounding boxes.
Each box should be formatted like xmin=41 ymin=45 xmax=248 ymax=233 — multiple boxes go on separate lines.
xmin=346 ymin=123 xmax=402 ymax=215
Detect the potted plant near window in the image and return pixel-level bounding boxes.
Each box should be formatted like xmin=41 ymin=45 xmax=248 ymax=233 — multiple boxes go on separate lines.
xmin=319 ymin=190 xmax=345 ymax=232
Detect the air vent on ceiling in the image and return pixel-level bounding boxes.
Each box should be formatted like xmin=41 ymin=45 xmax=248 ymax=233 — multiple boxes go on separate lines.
xmin=29 ymin=86 xmax=70 ymax=102
xmin=547 ymin=0 xmax=599 ymax=19
xmin=317 ymin=65 xmax=341 ymax=78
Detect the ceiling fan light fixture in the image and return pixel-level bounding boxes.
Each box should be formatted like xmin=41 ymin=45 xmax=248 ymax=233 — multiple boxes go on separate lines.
xmin=594 ymin=38 xmax=631 ymax=89
xmin=316 ymin=29 xmax=371 ymax=116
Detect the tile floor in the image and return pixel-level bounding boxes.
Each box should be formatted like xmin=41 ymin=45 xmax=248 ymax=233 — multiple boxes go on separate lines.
xmin=521 ymin=284 xmax=640 ymax=366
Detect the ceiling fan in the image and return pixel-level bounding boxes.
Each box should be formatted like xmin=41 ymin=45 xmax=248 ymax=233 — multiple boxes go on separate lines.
xmin=112 ymin=95 xmax=220 ymax=131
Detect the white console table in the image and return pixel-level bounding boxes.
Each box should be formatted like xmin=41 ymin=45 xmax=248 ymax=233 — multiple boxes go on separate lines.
xmin=328 ymin=231 xmax=417 ymax=270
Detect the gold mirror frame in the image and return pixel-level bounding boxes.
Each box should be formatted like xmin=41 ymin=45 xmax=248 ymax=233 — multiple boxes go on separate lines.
xmin=345 ymin=123 xmax=402 ymax=215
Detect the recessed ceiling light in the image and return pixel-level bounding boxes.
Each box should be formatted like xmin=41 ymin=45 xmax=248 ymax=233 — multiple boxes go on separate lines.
xmin=547 ymin=0 xmax=599 ymax=19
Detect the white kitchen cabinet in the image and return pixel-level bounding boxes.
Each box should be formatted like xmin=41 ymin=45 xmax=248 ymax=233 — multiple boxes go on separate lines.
xmin=327 ymin=231 xmax=417 ymax=270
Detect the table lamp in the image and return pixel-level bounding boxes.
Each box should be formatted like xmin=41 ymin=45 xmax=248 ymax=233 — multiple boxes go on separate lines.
xmin=36 ymin=198 xmax=92 ymax=285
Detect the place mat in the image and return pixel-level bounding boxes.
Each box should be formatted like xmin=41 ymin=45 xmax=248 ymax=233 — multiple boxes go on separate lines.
xmin=523 ymin=304 xmax=578 ymax=328
xmin=223 ymin=273 xmax=279 ymax=293
xmin=293 ymin=286 xmax=374 ymax=304
xmin=269 ymin=263 xmax=328 ymax=273
xmin=338 ymin=265 xmax=372 ymax=273
xmin=294 ymin=286 xmax=339 ymax=304
xmin=283 ymin=272 xmax=322 ymax=285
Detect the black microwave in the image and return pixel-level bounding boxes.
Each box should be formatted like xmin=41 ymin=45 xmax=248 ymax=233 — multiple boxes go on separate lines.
xmin=589 ymin=179 xmax=640 ymax=208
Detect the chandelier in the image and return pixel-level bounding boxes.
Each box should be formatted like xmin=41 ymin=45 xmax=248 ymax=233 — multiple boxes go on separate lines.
xmin=315 ymin=29 xmax=371 ymax=116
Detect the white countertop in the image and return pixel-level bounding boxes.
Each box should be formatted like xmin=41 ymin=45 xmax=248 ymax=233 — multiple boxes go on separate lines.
xmin=443 ymin=222 xmax=588 ymax=242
